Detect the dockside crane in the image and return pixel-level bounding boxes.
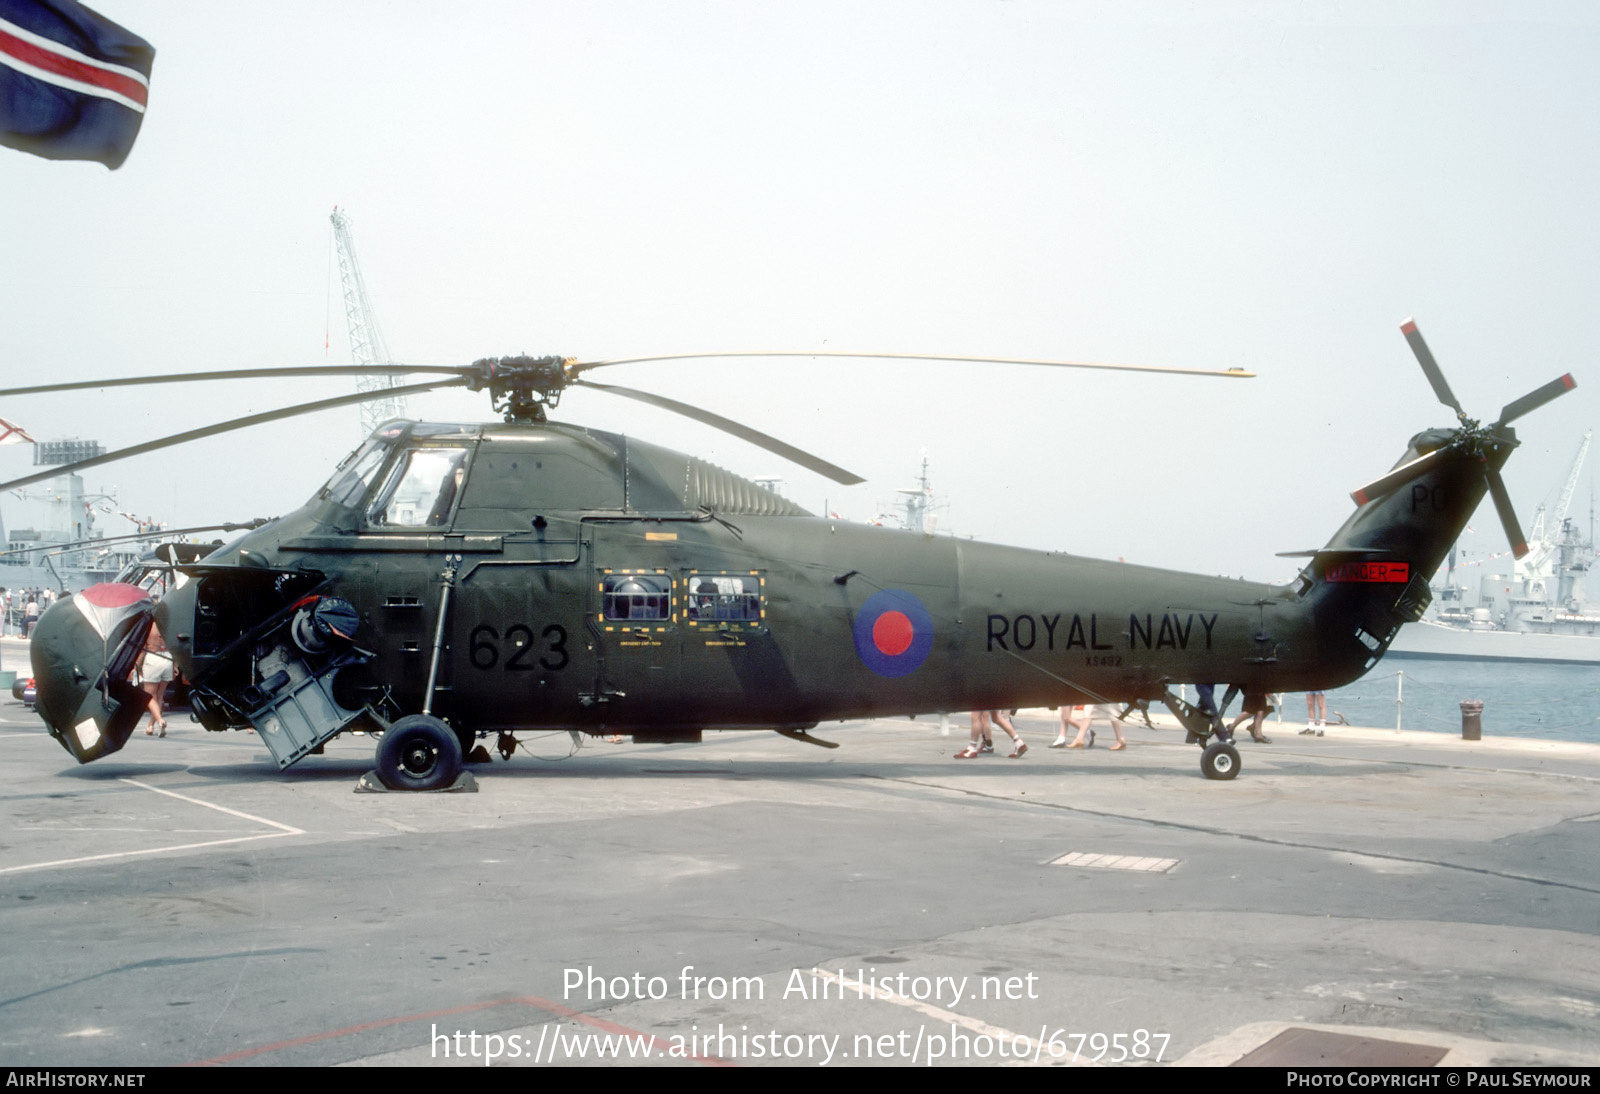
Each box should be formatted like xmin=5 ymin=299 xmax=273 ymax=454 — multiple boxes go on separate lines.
xmin=1518 ymin=429 xmax=1592 ymax=583
xmin=329 ymin=206 xmax=405 ymax=435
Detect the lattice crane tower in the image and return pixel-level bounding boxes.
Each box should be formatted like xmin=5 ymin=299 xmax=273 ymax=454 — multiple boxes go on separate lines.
xmin=330 ymin=206 xmax=405 ymax=435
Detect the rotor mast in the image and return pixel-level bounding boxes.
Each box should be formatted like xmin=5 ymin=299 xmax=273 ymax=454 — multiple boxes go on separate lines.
xmin=329 ymin=206 xmax=405 ymax=434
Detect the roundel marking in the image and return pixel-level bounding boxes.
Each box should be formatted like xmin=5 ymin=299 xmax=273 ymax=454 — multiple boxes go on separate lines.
xmin=853 ymin=589 xmax=933 ymax=677
xmin=872 ymin=611 xmax=914 ymax=656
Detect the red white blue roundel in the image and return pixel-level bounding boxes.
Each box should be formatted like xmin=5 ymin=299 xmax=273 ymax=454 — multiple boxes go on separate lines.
xmin=853 ymin=589 xmax=934 ymax=678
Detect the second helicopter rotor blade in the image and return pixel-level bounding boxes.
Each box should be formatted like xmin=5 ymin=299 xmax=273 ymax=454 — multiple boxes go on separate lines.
xmin=0 ymin=519 xmax=271 ymax=558
xmin=0 ymin=364 xmax=471 ymax=399
xmin=572 ymin=379 xmax=865 ymax=485
xmin=567 ymin=351 xmax=1255 ymax=380
xmin=1350 ymin=446 xmax=1453 ymax=506
xmin=1400 ymin=318 xmax=1465 ymax=419
xmin=1484 ymin=466 xmax=1530 ymax=559
xmin=0 ymin=376 xmax=469 ymax=495
xmin=1496 ymin=373 xmax=1577 ymax=427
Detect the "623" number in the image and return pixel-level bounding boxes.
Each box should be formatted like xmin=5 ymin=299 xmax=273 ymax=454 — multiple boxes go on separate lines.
xmin=468 ymin=623 xmax=569 ymax=671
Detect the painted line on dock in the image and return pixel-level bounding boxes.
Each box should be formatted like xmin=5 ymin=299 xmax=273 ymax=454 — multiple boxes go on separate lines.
xmin=0 ymin=777 xmax=303 ymax=876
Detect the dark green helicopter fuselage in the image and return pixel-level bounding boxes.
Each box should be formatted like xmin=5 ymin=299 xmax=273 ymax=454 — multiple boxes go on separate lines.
xmin=140 ymin=418 xmax=1489 ymax=742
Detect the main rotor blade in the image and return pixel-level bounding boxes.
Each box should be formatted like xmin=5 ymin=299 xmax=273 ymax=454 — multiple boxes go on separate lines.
xmin=572 ymin=379 xmax=865 ymax=485
xmin=0 ymin=519 xmax=270 ymax=558
xmin=0 ymin=364 xmax=470 ymax=398
xmin=567 ymin=351 xmax=1254 ymax=380
xmin=0 ymin=376 xmax=468 ymax=494
xmin=1485 ymin=467 xmax=1530 ymax=558
xmin=1496 ymin=373 xmax=1577 ymax=427
xmin=1349 ymin=447 xmax=1452 ymax=506
xmin=1400 ymin=318 xmax=1464 ymax=418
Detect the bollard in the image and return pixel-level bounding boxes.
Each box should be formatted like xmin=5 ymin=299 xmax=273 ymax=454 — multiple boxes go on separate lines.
xmin=1460 ymin=699 xmax=1483 ymax=741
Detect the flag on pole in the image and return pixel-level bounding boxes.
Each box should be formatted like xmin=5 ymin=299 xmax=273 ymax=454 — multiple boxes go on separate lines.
xmin=0 ymin=415 xmax=35 ymax=445
xmin=0 ymin=0 xmax=154 ymax=169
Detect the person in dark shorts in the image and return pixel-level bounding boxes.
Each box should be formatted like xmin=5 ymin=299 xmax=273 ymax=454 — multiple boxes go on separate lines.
xmin=1226 ymin=692 xmax=1273 ymax=743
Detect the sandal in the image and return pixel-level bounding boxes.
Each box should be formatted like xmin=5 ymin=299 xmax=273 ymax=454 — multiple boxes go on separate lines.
xmin=1109 ymin=742 xmax=1126 ymax=751
xmin=954 ymin=746 xmax=982 ymax=759
xmin=1252 ymin=734 xmax=1271 ymax=744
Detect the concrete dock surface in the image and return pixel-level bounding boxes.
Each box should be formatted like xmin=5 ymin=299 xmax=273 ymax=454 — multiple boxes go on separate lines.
xmin=0 ymin=645 xmax=1596 ymax=1067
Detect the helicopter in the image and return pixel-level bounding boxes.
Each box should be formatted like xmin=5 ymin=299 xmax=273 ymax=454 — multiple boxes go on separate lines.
xmin=7 ymin=323 xmax=1574 ymax=788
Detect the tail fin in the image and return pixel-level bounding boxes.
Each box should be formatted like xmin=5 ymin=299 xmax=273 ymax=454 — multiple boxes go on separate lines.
xmin=1299 ymin=427 xmax=1500 ymax=672
xmin=1294 ymin=320 xmax=1576 ymax=677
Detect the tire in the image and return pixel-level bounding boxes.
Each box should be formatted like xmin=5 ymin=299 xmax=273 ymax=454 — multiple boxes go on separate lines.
xmin=1200 ymin=741 xmax=1240 ymax=781
xmin=375 ymin=715 xmax=464 ymax=791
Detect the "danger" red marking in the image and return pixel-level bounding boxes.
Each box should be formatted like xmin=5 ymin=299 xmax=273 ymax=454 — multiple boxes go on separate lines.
xmin=1326 ymin=561 xmax=1411 ymax=583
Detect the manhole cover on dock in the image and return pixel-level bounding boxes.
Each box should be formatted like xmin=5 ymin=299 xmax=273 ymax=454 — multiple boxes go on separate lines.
xmin=1233 ymin=1027 xmax=1448 ymax=1067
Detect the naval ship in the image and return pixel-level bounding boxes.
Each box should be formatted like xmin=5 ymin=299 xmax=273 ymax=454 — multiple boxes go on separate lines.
xmin=1 ymin=439 xmax=158 ymax=602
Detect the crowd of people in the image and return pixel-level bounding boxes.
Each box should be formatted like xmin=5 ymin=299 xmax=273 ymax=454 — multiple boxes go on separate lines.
xmin=0 ymin=586 xmax=60 ymax=638
xmin=953 ymin=691 xmax=1333 ymax=759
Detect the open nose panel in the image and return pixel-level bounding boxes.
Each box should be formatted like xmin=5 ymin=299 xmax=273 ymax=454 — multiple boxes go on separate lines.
xmin=33 ymin=583 xmax=155 ymax=764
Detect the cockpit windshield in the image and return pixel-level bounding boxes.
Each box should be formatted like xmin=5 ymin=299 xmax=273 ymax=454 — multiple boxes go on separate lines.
xmin=320 ymin=438 xmax=391 ymax=509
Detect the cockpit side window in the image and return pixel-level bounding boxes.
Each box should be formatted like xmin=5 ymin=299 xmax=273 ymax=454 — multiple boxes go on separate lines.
xmin=321 ymin=439 xmax=390 ymax=509
xmin=367 ymin=447 xmax=470 ymax=528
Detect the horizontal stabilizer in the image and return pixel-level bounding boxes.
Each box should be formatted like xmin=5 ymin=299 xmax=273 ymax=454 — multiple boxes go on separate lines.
xmin=1275 ymin=547 xmax=1392 ymax=559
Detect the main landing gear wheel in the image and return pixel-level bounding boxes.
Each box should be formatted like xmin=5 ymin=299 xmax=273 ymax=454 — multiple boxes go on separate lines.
xmin=376 ymin=715 xmax=464 ymax=791
xmin=1201 ymin=740 xmax=1240 ymax=780
xmin=452 ymin=724 xmax=475 ymax=755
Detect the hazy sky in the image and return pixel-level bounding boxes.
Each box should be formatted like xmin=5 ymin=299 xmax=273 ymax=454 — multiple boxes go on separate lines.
xmin=2 ymin=0 xmax=1597 ymax=582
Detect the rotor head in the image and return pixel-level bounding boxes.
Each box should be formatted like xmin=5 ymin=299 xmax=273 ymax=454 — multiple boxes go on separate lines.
xmin=464 ymin=355 xmax=576 ymax=422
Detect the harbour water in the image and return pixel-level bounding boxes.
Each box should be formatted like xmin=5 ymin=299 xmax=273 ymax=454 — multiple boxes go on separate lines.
xmin=1310 ymin=660 xmax=1600 ymax=742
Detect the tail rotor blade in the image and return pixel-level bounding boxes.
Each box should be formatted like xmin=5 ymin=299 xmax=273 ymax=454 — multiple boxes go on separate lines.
xmin=1496 ymin=373 xmax=1577 ymax=427
xmin=1350 ymin=447 xmax=1451 ymax=506
xmin=1484 ymin=468 xmax=1530 ymax=558
xmin=1400 ymin=318 xmax=1464 ymax=417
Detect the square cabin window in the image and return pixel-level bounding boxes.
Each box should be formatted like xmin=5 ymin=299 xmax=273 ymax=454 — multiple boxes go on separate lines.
xmin=600 ymin=572 xmax=672 ymax=621
xmin=685 ymin=573 xmax=763 ymax=625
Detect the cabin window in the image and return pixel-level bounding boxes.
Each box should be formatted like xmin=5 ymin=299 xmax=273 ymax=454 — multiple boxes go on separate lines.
xmin=599 ymin=571 xmax=672 ymax=622
xmin=685 ymin=572 xmax=764 ymax=630
xmin=368 ymin=447 xmax=470 ymax=528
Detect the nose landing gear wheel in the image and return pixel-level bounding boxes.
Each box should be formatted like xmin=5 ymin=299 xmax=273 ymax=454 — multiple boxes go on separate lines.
xmin=1201 ymin=740 xmax=1240 ymax=780
xmin=375 ymin=715 xmax=464 ymax=791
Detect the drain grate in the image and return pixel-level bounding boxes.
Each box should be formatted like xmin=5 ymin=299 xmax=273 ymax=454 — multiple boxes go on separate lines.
xmin=1233 ymin=1028 xmax=1448 ymax=1067
xmin=1049 ymin=851 xmax=1178 ymax=872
